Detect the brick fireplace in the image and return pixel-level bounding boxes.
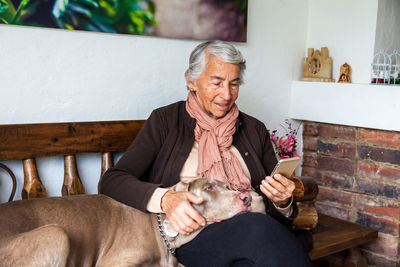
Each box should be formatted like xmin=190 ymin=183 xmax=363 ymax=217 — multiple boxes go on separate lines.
xmin=301 ymin=121 xmax=400 ymax=266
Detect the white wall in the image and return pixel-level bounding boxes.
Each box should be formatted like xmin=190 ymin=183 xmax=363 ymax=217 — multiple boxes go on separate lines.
xmin=0 ymin=0 xmax=309 ymax=202
xmin=306 ymin=0 xmax=378 ymax=84
xmin=291 ymin=81 xmax=400 ymax=132
xmin=375 ymin=0 xmax=400 ymax=54
xmin=290 ymin=1 xmax=400 ymax=136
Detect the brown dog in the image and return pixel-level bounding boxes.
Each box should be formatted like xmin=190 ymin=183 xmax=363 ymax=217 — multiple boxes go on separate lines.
xmin=0 ymin=178 xmax=252 ymax=267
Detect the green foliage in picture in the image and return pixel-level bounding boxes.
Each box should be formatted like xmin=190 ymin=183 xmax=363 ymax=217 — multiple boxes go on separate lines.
xmin=53 ymin=0 xmax=156 ymax=34
xmin=0 ymin=0 xmax=26 ymax=24
xmin=0 ymin=0 xmax=156 ymax=35
xmin=234 ymin=0 xmax=247 ymax=11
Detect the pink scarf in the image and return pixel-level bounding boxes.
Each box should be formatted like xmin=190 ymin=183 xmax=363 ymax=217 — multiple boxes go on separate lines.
xmin=185 ymin=92 xmax=252 ymax=191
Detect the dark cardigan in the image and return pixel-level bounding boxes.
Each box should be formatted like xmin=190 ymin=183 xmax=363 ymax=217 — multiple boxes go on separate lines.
xmin=100 ymin=101 xmax=297 ymax=225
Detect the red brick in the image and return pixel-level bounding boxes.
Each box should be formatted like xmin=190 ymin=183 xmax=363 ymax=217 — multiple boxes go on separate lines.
xmin=302 ymin=152 xmax=318 ymax=168
xmin=357 ymin=161 xmax=400 ymax=184
xmin=317 ymin=155 xmax=355 ymax=176
xmin=361 ymin=234 xmax=400 ymax=257
xmin=317 ymin=123 xmax=356 ymax=141
xmin=312 ymin=169 xmax=354 ymax=189
xmin=356 ymin=212 xmax=400 ymax=236
xmin=362 ymin=250 xmax=399 ymax=267
xmin=356 ymin=194 xmax=400 ymax=220
xmin=356 ymin=178 xmax=399 ymax=200
xmin=358 ymin=145 xmax=400 ymax=165
xmin=303 ymin=121 xmax=319 ymax=136
xmin=317 ymin=140 xmax=356 ymax=158
xmin=303 ymin=122 xmax=356 ymax=141
xmin=359 ymin=128 xmax=400 ymax=149
xmin=317 ymin=187 xmax=353 ymax=206
xmin=303 ymin=136 xmax=317 ymax=151
xmin=315 ymin=202 xmax=351 ymax=221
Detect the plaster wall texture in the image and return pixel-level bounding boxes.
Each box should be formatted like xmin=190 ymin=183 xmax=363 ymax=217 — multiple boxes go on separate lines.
xmin=0 ymin=0 xmax=309 ymax=202
xmin=375 ymin=0 xmax=400 ymax=54
xmin=306 ymin=0 xmax=379 ymax=84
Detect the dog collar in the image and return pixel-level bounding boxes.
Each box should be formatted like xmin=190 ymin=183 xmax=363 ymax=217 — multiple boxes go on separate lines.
xmin=162 ymin=219 xmax=178 ymax=238
xmin=157 ymin=213 xmax=176 ymax=256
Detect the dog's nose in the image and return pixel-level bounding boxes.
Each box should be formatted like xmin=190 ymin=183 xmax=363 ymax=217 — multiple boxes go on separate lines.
xmin=239 ymin=192 xmax=251 ymax=206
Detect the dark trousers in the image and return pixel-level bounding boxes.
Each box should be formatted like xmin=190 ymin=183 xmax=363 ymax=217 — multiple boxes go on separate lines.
xmin=176 ymin=213 xmax=313 ymax=267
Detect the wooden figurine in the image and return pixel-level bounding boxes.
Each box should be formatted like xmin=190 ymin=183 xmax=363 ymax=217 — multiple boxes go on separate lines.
xmin=301 ymin=47 xmax=334 ymax=82
xmin=338 ymin=62 xmax=351 ymax=83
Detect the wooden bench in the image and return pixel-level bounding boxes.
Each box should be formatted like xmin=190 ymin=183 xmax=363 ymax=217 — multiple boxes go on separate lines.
xmin=0 ymin=120 xmax=378 ymax=264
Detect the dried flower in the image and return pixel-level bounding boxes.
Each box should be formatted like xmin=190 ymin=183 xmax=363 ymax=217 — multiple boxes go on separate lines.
xmin=269 ymin=119 xmax=300 ymax=159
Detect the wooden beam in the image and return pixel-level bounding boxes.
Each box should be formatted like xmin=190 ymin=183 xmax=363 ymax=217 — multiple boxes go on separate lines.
xmin=0 ymin=120 xmax=145 ymax=161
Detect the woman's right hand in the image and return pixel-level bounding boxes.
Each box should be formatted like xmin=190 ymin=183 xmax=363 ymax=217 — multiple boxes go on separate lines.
xmin=160 ymin=191 xmax=206 ymax=235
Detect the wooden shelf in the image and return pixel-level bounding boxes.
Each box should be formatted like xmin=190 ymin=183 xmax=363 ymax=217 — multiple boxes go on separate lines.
xmin=290 ymin=81 xmax=400 ymax=132
xmin=309 ymin=213 xmax=378 ymax=260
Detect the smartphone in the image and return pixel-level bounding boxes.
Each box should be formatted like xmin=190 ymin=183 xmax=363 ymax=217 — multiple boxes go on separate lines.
xmin=270 ymin=157 xmax=301 ymax=178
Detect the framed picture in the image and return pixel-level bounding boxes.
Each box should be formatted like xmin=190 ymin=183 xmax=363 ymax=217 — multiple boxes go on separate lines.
xmin=0 ymin=0 xmax=247 ymax=42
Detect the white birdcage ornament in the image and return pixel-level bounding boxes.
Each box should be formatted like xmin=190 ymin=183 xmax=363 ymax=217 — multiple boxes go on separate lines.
xmin=371 ymin=50 xmax=391 ymax=84
xmin=389 ymin=50 xmax=400 ymax=84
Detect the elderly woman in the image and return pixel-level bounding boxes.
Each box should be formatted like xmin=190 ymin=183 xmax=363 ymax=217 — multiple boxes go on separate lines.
xmin=101 ymin=40 xmax=312 ymax=266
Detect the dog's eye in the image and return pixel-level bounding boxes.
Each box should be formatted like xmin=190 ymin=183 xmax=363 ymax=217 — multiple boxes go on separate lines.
xmin=224 ymin=184 xmax=230 ymax=190
xmin=205 ymin=185 xmax=216 ymax=192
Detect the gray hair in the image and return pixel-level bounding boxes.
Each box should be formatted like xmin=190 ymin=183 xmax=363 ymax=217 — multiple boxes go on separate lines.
xmin=186 ymin=40 xmax=246 ymax=84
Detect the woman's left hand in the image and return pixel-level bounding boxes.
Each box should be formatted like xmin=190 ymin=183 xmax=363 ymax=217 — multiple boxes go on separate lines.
xmin=260 ymin=174 xmax=295 ymax=208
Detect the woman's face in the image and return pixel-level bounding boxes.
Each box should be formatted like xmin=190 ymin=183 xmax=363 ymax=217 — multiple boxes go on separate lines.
xmin=186 ymin=55 xmax=241 ymax=119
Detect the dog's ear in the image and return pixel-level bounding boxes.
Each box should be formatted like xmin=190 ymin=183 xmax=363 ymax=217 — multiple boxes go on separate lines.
xmin=172 ymin=177 xmax=201 ymax=192
xmin=172 ymin=178 xmax=193 ymax=192
xmin=172 ymin=181 xmax=189 ymax=192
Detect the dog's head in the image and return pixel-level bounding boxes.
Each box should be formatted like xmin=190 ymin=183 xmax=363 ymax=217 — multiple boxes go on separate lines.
xmin=174 ymin=177 xmax=251 ymax=223
xmin=164 ymin=178 xmax=252 ymax=250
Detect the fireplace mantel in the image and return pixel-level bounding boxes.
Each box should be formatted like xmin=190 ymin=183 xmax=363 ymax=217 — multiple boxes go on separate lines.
xmin=290 ymin=81 xmax=400 ymax=132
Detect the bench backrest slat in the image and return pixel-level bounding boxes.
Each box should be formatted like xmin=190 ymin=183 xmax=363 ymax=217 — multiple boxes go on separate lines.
xmin=0 ymin=120 xmax=146 ymax=161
